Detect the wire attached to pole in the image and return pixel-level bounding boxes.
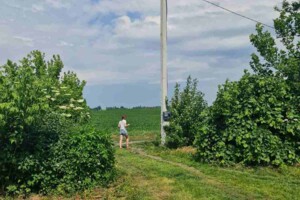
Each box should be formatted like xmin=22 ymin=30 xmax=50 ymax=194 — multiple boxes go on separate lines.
xmin=200 ymin=0 xmax=275 ymax=29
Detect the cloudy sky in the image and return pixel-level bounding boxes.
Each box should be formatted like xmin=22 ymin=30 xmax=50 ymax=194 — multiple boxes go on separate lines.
xmin=0 ymin=0 xmax=285 ymax=108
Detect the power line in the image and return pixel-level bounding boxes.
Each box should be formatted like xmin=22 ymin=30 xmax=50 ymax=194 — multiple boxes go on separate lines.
xmin=200 ymin=0 xmax=275 ymax=29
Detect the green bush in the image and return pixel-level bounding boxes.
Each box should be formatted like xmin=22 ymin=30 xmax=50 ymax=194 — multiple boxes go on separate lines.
xmin=0 ymin=51 xmax=114 ymax=195
xmin=3 ymin=125 xmax=115 ymax=195
xmin=39 ymin=125 xmax=115 ymax=194
xmin=195 ymin=1 xmax=300 ymax=166
xmin=165 ymin=76 xmax=207 ymax=148
xmin=1 ymin=113 xmax=71 ymax=195
xmin=195 ymin=73 xmax=300 ymax=165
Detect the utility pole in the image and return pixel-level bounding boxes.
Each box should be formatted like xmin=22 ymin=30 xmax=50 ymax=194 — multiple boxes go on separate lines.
xmin=160 ymin=0 xmax=167 ymax=145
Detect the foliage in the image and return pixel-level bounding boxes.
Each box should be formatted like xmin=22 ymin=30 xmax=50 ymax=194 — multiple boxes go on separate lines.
xmin=165 ymin=76 xmax=207 ymax=148
xmin=195 ymin=1 xmax=300 ymax=166
xmin=132 ymin=106 xmax=160 ymax=109
xmin=0 ymin=51 xmax=113 ymax=195
xmin=195 ymin=72 xmax=300 ymax=165
xmin=39 ymin=126 xmax=115 ymax=194
xmin=92 ymin=105 xmax=102 ymax=111
xmin=249 ymin=0 xmax=300 ymax=110
xmin=250 ymin=1 xmax=300 ymax=91
xmin=1 ymin=113 xmax=70 ymax=195
xmin=106 ymin=106 xmax=127 ymax=110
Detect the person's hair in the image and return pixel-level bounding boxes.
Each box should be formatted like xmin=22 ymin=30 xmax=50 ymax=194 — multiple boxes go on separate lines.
xmin=121 ymin=115 xmax=126 ymax=119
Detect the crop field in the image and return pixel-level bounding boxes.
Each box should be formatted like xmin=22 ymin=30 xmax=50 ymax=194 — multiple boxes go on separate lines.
xmin=90 ymin=107 xmax=161 ymax=141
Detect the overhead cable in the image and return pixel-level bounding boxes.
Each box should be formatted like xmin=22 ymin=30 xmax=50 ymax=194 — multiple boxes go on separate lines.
xmin=200 ymin=0 xmax=275 ymax=29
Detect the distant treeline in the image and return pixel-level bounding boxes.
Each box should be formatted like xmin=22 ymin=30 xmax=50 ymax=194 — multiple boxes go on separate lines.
xmin=91 ymin=106 xmax=160 ymax=111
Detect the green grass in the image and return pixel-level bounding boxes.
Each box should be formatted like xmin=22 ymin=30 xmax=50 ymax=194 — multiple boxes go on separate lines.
xmin=133 ymin=143 xmax=300 ymax=199
xmin=114 ymin=149 xmax=237 ymax=200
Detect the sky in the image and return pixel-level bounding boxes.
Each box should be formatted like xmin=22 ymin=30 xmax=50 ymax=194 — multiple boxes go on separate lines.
xmin=0 ymin=0 xmax=286 ymax=108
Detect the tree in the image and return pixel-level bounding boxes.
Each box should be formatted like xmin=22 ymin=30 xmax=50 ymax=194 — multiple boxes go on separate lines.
xmin=0 ymin=51 xmax=98 ymax=194
xmin=195 ymin=1 xmax=300 ymax=166
xmin=250 ymin=0 xmax=300 ymax=105
xmin=93 ymin=106 xmax=102 ymax=111
xmin=0 ymin=50 xmax=89 ymax=148
xmin=165 ymin=76 xmax=207 ymax=148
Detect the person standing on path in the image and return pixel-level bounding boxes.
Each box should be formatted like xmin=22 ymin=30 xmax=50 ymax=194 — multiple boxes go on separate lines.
xmin=118 ymin=115 xmax=130 ymax=149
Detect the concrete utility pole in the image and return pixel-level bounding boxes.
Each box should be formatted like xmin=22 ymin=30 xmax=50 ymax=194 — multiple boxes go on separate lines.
xmin=160 ymin=0 xmax=167 ymax=145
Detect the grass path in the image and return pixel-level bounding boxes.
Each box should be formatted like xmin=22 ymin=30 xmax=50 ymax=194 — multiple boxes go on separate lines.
xmin=18 ymin=140 xmax=300 ymax=200
xmin=92 ymin=141 xmax=299 ymax=200
xmin=129 ymin=147 xmax=257 ymax=200
xmin=113 ymin=148 xmax=237 ymax=200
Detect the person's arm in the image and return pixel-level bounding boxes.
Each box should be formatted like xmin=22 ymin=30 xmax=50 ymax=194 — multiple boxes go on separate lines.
xmin=125 ymin=120 xmax=130 ymax=127
xmin=118 ymin=122 xmax=121 ymax=128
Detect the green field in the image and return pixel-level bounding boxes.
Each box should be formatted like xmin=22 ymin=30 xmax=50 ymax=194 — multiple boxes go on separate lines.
xmin=10 ymin=107 xmax=300 ymax=199
xmin=90 ymin=108 xmax=160 ymax=141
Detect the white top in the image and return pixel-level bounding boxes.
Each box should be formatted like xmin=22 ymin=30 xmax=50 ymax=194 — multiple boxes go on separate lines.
xmin=118 ymin=119 xmax=126 ymax=130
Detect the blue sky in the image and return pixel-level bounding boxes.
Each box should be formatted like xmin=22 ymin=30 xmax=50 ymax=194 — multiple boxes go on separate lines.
xmin=0 ymin=0 xmax=285 ymax=108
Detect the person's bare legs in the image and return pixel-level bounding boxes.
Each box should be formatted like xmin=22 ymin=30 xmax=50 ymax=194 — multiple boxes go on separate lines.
xmin=126 ymin=135 xmax=129 ymax=149
xmin=119 ymin=135 xmax=123 ymax=148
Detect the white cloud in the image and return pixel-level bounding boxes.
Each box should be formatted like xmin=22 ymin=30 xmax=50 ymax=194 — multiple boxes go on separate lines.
xmin=113 ymin=15 xmax=160 ymax=39
xmin=199 ymin=77 xmax=217 ymax=82
xmin=87 ymin=0 xmax=158 ymax=16
xmin=179 ymin=35 xmax=250 ymax=51
xmin=57 ymin=41 xmax=74 ymax=47
xmin=13 ymin=36 xmax=34 ymax=47
xmin=71 ymin=68 xmax=131 ymax=85
xmin=32 ymin=4 xmax=44 ymax=12
xmin=0 ymin=0 xmax=291 ymax=106
xmin=45 ymin=0 xmax=70 ymax=9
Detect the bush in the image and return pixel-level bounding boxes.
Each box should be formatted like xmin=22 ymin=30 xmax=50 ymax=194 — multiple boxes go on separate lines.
xmin=165 ymin=76 xmax=207 ymax=148
xmin=0 ymin=51 xmax=114 ymax=195
xmin=3 ymin=125 xmax=115 ymax=195
xmin=195 ymin=73 xmax=300 ymax=166
xmin=39 ymin=125 xmax=115 ymax=194
xmin=1 ymin=113 xmax=71 ymax=195
xmin=195 ymin=1 xmax=300 ymax=166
